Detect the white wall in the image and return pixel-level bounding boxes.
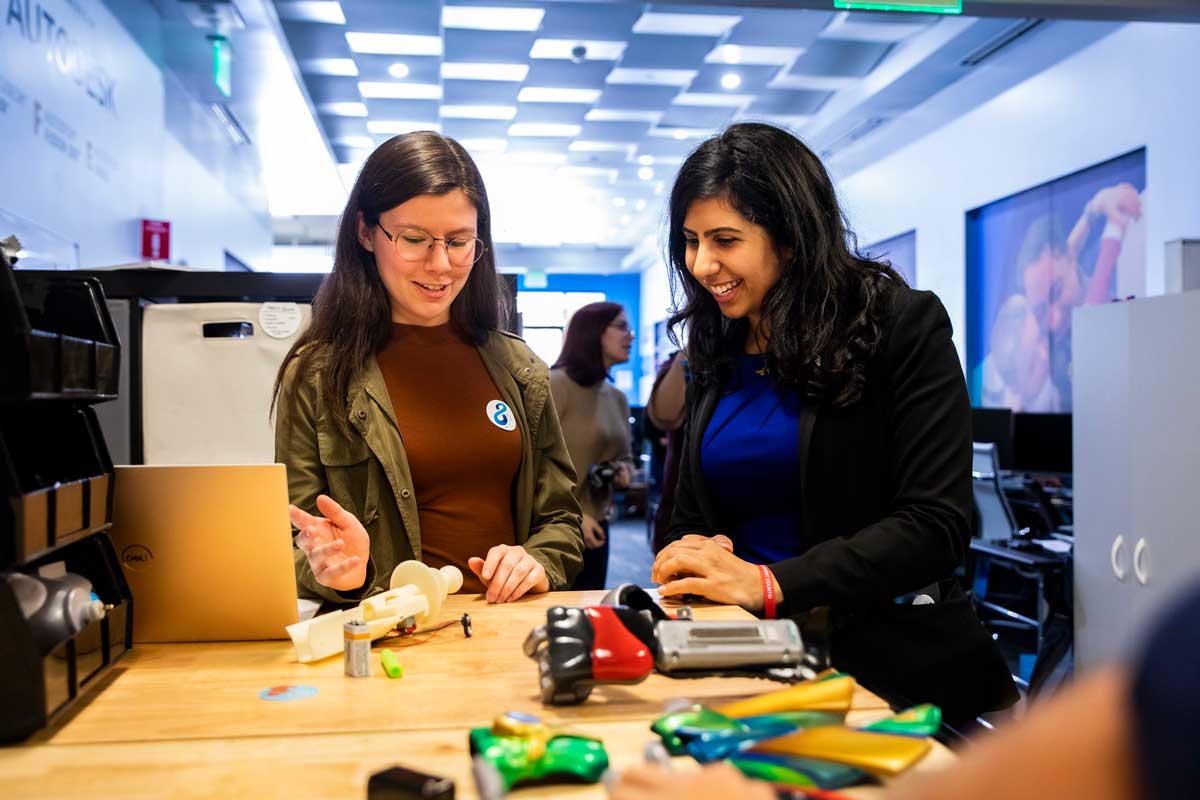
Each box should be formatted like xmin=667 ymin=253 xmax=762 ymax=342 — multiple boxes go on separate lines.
xmin=161 ymin=133 xmax=271 ymax=270
xmin=836 ymin=22 xmax=1200 ymax=359
xmin=0 ymin=0 xmax=271 ymax=269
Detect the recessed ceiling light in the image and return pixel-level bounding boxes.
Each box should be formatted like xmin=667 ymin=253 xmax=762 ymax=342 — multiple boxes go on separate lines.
xmin=442 ymin=62 xmax=529 ymax=82
xmin=345 ymin=32 xmax=442 ymax=56
xmin=673 ymin=129 xmax=689 ymax=140
xmin=443 ymin=6 xmax=544 ymax=32
xmin=720 ymin=73 xmax=742 ymax=90
xmin=508 ymin=122 xmax=582 ymax=137
xmin=440 ymin=105 xmax=518 ymax=120
xmin=721 ymin=45 xmax=741 ymax=65
xmin=387 ymin=62 xmax=410 ymax=79
xmin=637 ymin=154 xmax=654 ymax=165
xmin=568 ymin=141 xmax=634 ymax=153
xmin=612 ymin=197 xmax=627 ymax=208
xmin=318 ymin=101 xmax=368 ymax=117
xmin=358 ymin=81 xmax=442 ymax=100
xmin=707 ymin=44 xmax=805 ymax=66
xmin=300 ymin=57 xmax=358 ymax=77
xmin=518 ymin=87 xmax=602 ymax=104
xmin=635 ymin=199 xmax=647 ymax=211
xmin=638 ymin=166 xmax=654 ymax=180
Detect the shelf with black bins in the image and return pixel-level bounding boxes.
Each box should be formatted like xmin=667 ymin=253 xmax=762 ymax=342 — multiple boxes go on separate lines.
xmin=0 ymin=251 xmax=133 ymax=743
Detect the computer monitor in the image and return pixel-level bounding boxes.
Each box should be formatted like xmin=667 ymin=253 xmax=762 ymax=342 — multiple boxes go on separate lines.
xmin=971 ymin=407 xmax=1014 ymax=470
xmin=1012 ymin=413 xmax=1072 ymax=474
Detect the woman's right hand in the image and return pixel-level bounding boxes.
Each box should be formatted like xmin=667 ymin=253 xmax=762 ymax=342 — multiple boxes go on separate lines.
xmin=289 ymin=494 xmax=370 ymax=591
xmin=581 ymin=513 xmax=607 ymax=549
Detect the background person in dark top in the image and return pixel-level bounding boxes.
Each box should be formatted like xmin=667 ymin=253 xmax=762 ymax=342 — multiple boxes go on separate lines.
xmin=651 ymin=123 xmax=1016 ymax=724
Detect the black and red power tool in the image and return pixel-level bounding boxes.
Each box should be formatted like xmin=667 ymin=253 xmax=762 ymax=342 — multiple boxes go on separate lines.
xmin=522 ymin=584 xmax=828 ymax=705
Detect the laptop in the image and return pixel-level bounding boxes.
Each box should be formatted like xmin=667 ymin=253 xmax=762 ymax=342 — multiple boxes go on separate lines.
xmin=109 ymin=464 xmax=299 ymax=642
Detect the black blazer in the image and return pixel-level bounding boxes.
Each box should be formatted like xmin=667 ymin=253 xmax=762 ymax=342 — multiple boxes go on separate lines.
xmin=668 ymin=287 xmax=1018 ymax=723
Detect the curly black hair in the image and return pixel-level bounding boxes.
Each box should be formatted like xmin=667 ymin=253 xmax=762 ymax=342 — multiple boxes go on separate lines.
xmin=666 ymin=122 xmax=907 ymax=407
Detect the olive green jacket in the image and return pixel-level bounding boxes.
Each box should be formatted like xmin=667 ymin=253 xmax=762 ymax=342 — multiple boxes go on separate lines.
xmin=275 ymin=330 xmax=585 ymax=603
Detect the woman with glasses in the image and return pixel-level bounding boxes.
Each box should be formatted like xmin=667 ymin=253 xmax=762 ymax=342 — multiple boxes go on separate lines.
xmin=650 ymin=123 xmax=1016 ymax=726
xmin=273 ymin=132 xmax=583 ymax=605
xmin=550 ymin=302 xmax=636 ymax=590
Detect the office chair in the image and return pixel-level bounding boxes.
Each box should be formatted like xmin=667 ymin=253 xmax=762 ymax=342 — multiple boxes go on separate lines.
xmin=972 ymin=443 xmax=1020 ymax=541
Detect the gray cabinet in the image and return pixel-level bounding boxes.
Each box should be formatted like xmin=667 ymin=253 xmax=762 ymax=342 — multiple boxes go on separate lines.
xmin=1073 ymin=292 xmax=1200 ymax=670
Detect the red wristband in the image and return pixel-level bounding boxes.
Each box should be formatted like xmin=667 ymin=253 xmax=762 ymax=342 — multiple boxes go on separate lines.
xmin=758 ymin=564 xmax=777 ymax=619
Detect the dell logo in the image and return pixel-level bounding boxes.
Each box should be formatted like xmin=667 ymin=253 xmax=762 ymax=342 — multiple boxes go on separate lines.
xmin=121 ymin=544 xmax=154 ymax=571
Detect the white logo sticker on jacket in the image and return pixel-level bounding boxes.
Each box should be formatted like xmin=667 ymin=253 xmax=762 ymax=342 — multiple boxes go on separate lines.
xmin=486 ymin=400 xmax=517 ymax=431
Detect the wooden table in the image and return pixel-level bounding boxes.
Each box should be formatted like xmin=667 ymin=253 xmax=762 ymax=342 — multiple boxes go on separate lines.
xmin=0 ymin=591 xmax=952 ymax=798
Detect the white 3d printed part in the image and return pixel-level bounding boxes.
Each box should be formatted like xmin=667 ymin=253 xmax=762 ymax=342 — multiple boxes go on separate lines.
xmin=286 ymin=561 xmax=463 ymax=663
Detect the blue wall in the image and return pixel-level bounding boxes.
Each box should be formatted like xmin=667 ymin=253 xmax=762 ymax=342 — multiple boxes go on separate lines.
xmin=516 ymin=272 xmax=642 ymax=407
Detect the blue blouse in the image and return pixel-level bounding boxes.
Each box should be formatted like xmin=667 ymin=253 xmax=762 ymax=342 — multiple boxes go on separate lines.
xmin=700 ymin=353 xmax=805 ymax=564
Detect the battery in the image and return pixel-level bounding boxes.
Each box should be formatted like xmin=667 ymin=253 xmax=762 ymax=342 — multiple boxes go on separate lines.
xmin=344 ymin=619 xmax=371 ymax=677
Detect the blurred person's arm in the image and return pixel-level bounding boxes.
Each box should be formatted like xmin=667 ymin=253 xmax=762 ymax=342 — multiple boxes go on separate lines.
xmin=647 ymin=353 xmax=687 ymax=431
xmin=886 ymin=667 xmax=1136 ymax=800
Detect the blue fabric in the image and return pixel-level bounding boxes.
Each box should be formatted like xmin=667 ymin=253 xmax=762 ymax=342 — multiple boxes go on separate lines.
xmin=700 ymin=353 xmax=804 ymax=564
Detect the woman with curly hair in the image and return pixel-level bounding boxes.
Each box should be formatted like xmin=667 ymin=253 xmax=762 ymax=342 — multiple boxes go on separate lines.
xmin=650 ymin=123 xmax=1016 ymax=726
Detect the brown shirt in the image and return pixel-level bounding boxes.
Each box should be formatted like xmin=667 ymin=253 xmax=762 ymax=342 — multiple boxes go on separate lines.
xmin=549 ymin=368 xmax=632 ymax=521
xmin=377 ymin=323 xmax=522 ymax=593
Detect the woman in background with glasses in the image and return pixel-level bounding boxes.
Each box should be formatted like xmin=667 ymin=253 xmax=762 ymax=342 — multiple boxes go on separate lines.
xmin=551 ymin=302 xmax=636 ymax=590
xmin=273 ymin=131 xmax=583 ymax=605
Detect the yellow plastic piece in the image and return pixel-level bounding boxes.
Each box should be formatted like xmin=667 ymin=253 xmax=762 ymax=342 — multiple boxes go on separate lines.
xmin=750 ymin=725 xmax=932 ymax=777
xmin=714 ymin=675 xmax=857 ymax=718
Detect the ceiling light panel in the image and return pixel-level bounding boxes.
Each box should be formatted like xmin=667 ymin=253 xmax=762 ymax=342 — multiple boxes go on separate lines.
xmin=300 ymin=57 xmax=359 ymax=76
xmin=358 ymin=81 xmax=442 ymax=99
xmin=568 ymin=141 xmax=635 ymax=153
xmin=276 ymin=1 xmax=346 ymax=25
xmin=317 ymin=101 xmax=368 ymax=116
xmin=442 ymin=6 xmax=545 ymax=32
xmin=345 ymin=32 xmax=442 ymax=56
xmin=606 ymin=68 xmax=697 ymax=87
xmin=705 ymin=44 xmax=805 ymax=66
xmin=633 ymin=12 xmax=742 ymax=37
xmin=367 ymin=120 xmax=440 ymax=135
xmin=584 ymin=108 xmax=663 ymax=123
xmin=441 ymin=62 xmax=530 ymax=82
xmin=674 ymin=93 xmax=753 ymax=108
xmin=508 ymin=123 xmax=583 ymax=137
xmin=440 ymin=105 xmax=518 ymax=120
xmin=518 ymin=87 xmax=602 ymax=104
xmin=457 ymin=138 xmax=509 ymax=153
xmin=529 ymin=39 xmax=628 ymax=61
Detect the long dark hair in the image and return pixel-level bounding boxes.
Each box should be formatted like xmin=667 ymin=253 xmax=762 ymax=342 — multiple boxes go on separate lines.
xmin=273 ymin=131 xmax=503 ymax=433
xmin=666 ymin=122 xmax=906 ymax=408
xmin=552 ymin=301 xmax=624 ymax=387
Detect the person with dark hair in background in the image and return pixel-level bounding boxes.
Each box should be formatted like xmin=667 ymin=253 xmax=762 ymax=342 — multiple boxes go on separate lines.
xmin=551 ymin=302 xmax=636 ymax=590
xmin=273 ymin=131 xmax=583 ymax=605
xmin=651 ymin=123 xmax=1017 ymax=725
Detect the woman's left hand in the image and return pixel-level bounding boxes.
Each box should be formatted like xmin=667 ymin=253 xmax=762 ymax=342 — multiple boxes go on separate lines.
xmin=651 ymin=534 xmax=772 ymax=612
xmin=613 ymin=461 xmax=633 ymax=489
xmin=468 ymin=544 xmax=549 ymax=603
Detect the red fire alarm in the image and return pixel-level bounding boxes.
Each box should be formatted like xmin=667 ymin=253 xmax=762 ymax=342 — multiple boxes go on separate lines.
xmin=141 ymin=219 xmax=171 ymax=262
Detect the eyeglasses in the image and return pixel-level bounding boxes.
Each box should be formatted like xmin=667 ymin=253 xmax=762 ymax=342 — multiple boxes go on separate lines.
xmin=377 ymin=223 xmax=485 ymax=266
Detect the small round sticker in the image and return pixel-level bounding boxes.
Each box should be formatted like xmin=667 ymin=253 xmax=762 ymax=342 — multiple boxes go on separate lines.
xmin=486 ymin=400 xmax=517 ymax=431
xmin=259 ymin=684 xmax=318 ymax=702
xmin=259 ymin=302 xmax=303 ymax=339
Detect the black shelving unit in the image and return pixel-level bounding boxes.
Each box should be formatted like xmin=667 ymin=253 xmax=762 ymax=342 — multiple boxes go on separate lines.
xmin=0 ymin=253 xmax=133 ymax=742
